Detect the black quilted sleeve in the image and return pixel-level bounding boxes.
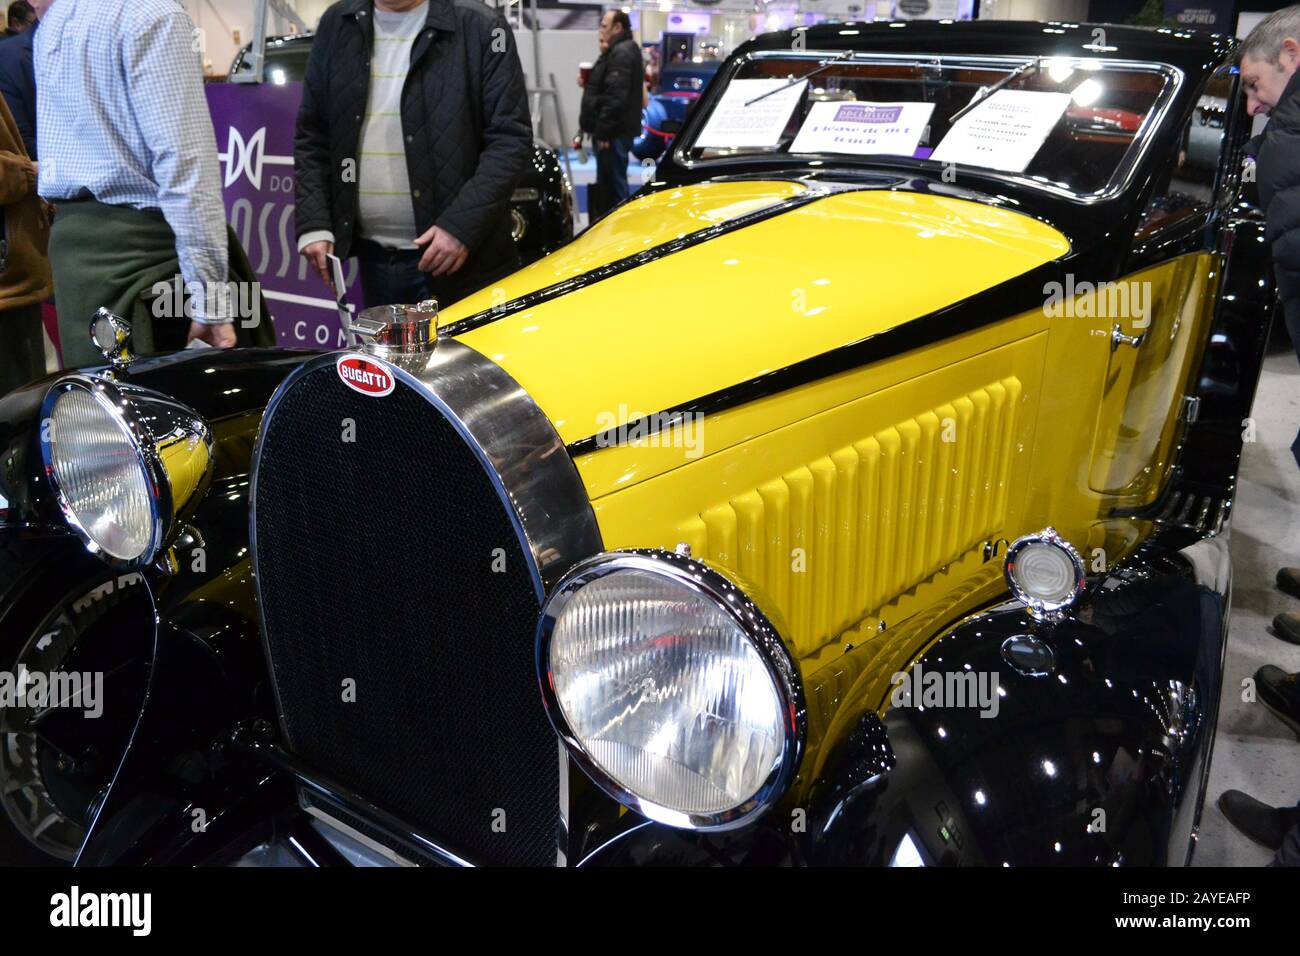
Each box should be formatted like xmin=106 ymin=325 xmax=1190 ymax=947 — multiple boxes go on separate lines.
xmin=293 ymin=10 xmax=337 ymax=241
xmin=434 ymin=15 xmax=532 ymax=253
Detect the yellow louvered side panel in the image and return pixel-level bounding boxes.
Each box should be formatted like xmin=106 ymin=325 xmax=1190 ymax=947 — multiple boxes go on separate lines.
xmin=692 ymin=377 xmax=1021 ymax=657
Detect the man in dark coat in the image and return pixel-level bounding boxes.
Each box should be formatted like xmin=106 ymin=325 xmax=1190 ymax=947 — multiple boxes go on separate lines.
xmin=0 ymin=0 xmax=47 ymax=159
xmin=2 ymin=1 xmax=33 ymax=38
xmin=1243 ymin=7 xmax=1300 ymax=370
xmin=295 ymin=0 xmax=532 ymax=310
xmin=1241 ymin=7 xmax=1300 ymax=644
xmin=579 ymin=10 xmax=643 ymax=220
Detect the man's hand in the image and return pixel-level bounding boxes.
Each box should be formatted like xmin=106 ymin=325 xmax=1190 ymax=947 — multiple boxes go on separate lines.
xmin=414 ymin=225 xmax=468 ymax=277
xmin=596 ymin=139 xmax=610 ymax=150
xmin=187 ymin=321 xmax=237 ymax=349
xmin=302 ymin=239 xmax=334 ymax=287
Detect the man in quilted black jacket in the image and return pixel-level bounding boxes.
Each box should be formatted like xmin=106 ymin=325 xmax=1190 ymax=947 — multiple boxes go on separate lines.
xmin=295 ymin=0 xmax=532 ymax=309
xmin=1241 ymin=8 xmax=1300 ymax=646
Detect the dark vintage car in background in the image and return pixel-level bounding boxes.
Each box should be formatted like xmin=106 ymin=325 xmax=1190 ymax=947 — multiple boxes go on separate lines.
xmin=229 ymin=33 xmax=576 ymax=267
xmin=632 ymin=60 xmax=722 ymax=163
xmin=0 ymin=21 xmax=1278 ymax=867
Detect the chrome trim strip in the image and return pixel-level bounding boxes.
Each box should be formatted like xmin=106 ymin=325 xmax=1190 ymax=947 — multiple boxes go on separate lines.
xmin=232 ymin=730 xmax=476 ymax=867
xmin=303 ymin=805 xmax=418 ymax=868
xmin=557 ymin=741 xmax=570 ymax=867
xmin=379 ymin=339 xmax=606 ymax=592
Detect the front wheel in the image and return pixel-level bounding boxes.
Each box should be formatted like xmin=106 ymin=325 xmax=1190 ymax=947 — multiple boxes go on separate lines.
xmin=0 ymin=536 xmax=151 ymax=864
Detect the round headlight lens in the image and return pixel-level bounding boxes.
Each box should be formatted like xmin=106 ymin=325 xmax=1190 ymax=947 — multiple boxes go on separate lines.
xmin=47 ymin=386 xmax=155 ymax=561
xmin=1005 ymin=527 xmax=1086 ymax=617
xmin=542 ymin=553 xmax=802 ymax=828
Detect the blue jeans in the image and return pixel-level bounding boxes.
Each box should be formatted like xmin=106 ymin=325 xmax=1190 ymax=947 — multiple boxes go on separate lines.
xmin=595 ymin=136 xmax=634 ymax=214
xmin=355 ymin=239 xmax=515 ymax=312
xmin=356 ymin=242 xmax=431 ymax=310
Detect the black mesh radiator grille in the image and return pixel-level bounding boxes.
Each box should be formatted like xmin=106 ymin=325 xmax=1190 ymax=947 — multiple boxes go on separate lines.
xmin=253 ymin=364 xmax=559 ymax=866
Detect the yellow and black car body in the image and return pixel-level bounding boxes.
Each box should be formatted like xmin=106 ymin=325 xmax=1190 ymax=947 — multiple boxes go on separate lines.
xmin=0 ymin=22 xmax=1277 ymax=866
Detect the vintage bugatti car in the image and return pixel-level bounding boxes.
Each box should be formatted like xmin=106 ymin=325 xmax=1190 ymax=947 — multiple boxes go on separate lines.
xmin=0 ymin=21 xmax=1277 ymax=866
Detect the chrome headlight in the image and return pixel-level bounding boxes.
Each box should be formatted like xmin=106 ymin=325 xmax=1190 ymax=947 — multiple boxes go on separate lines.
xmin=1004 ymin=526 xmax=1087 ymax=619
xmin=39 ymin=376 xmax=213 ymax=567
xmin=537 ymin=549 xmax=805 ymax=830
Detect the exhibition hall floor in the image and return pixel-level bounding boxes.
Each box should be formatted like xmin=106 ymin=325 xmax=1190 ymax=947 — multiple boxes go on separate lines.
xmin=1195 ymin=348 xmax=1300 ymax=865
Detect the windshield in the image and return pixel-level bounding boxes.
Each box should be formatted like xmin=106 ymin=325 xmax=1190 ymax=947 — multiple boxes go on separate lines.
xmin=678 ymin=52 xmax=1176 ymax=198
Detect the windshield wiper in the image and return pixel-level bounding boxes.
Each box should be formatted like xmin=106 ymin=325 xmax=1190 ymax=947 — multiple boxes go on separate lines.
xmin=948 ymin=57 xmax=1041 ymax=124
xmin=744 ymin=50 xmax=856 ymax=107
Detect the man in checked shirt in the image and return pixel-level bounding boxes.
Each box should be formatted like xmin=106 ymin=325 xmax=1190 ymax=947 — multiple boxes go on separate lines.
xmin=36 ymin=0 xmax=237 ymax=365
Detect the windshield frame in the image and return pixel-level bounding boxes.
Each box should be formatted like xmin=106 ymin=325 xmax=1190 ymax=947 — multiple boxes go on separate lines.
xmin=671 ymin=49 xmax=1185 ymax=205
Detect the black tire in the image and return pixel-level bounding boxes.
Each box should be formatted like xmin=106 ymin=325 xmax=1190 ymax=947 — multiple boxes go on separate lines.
xmin=0 ymin=535 xmax=148 ymax=865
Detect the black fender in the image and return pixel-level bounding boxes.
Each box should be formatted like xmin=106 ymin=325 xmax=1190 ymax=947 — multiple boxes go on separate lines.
xmin=0 ymin=348 xmax=309 ymax=865
xmin=73 ymin=610 xmax=292 ymax=866
xmin=70 ymin=479 xmax=289 ymax=865
xmin=807 ymin=529 xmax=1227 ymax=867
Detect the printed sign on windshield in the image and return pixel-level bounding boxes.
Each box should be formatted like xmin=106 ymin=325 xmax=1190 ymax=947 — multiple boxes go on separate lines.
xmin=790 ymin=101 xmax=936 ymax=156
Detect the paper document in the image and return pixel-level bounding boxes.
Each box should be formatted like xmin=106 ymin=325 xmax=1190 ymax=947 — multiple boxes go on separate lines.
xmin=930 ymin=89 xmax=1072 ymax=173
xmin=791 ymin=101 xmax=936 ymax=156
xmin=695 ymin=79 xmax=808 ymax=149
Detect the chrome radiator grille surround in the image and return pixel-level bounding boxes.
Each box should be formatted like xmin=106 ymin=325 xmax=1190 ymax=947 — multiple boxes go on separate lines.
xmin=251 ymin=346 xmax=602 ymax=866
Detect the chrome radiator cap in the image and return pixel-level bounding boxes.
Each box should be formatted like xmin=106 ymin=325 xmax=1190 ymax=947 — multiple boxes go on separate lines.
xmin=352 ymin=299 xmax=439 ymax=355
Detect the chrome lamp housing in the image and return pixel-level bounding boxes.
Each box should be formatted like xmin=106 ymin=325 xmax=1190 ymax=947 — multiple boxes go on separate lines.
xmin=38 ymin=374 xmax=214 ymax=569
xmin=1003 ymin=526 xmax=1088 ymax=620
xmin=536 ymin=548 xmax=806 ymax=831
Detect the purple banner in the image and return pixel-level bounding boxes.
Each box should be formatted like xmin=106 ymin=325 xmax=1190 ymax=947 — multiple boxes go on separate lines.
xmin=205 ymin=82 xmax=361 ymax=349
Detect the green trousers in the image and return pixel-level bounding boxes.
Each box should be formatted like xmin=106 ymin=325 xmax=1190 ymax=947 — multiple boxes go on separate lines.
xmin=49 ymin=200 xmax=272 ymax=368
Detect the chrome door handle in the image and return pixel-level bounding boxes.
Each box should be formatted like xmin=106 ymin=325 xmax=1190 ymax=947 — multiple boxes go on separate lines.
xmin=1111 ymin=324 xmax=1147 ymax=352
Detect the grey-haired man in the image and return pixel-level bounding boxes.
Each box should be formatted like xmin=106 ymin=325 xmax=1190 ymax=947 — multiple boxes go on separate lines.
xmin=1240 ymin=8 xmax=1300 ymax=643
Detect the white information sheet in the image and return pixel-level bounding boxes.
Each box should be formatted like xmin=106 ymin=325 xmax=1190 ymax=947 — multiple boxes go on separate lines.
xmin=930 ymin=89 xmax=1072 ymax=173
xmin=790 ymin=100 xmax=936 ymax=156
xmin=695 ymin=78 xmax=808 ymax=149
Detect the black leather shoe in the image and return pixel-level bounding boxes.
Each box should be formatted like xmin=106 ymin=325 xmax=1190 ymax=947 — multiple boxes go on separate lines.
xmin=1273 ymin=611 xmax=1300 ymax=646
xmin=1218 ymin=790 xmax=1300 ymax=850
xmin=1257 ymin=665 xmax=1300 ymax=737
xmin=1278 ymin=568 xmax=1300 ymax=601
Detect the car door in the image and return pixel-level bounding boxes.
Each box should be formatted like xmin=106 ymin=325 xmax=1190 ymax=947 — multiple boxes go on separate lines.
xmin=1088 ymin=68 xmax=1240 ymax=504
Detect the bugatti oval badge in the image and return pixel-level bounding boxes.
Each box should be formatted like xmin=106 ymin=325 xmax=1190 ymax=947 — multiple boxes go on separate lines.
xmin=336 ymin=354 xmax=395 ymax=397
